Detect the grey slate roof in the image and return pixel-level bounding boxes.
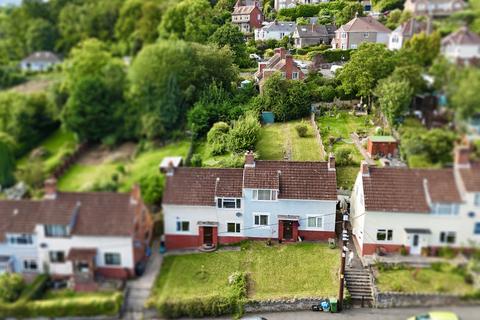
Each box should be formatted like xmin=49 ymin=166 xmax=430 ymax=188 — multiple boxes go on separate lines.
xmin=295 ymin=24 xmax=336 ymax=38
xmin=22 ymin=51 xmax=60 ymax=63
xmin=262 ymin=21 xmax=296 ymax=33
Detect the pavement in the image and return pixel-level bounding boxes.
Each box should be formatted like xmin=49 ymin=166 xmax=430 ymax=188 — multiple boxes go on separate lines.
xmin=234 ymin=306 xmax=480 ymax=320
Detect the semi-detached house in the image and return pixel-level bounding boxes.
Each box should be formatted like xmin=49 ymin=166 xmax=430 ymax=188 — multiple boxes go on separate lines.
xmin=351 ymin=146 xmax=480 ymax=257
xmin=0 ymin=180 xmax=153 ymax=291
xmin=162 ymin=152 xmax=338 ymax=249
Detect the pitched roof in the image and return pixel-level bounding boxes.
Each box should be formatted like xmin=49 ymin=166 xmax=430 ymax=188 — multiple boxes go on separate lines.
xmin=233 ymin=5 xmax=256 ymax=15
xmin=262 ymin=21 xmax=296 ymax=33
xmin=393 ymin=18 xmax=427 ymax=37
xmin=163 ymin=161 xmax=338 ymax=206
xmin=442 ymin=27 xmax=480 ymax=46
xmin=458 ymin=162 xmax=480 ymax=192
xmin=362 ymin=167 xmax=463 ymax=213
xmin=340 ymin=16 xmax=391 ymax=33
xmin=22 ymin=51 xmax=60 ymax=63
xmin=294 ymin=24 xmax=336 ymax=38
xmin=0 ymin=192 xmax=139 ymax=241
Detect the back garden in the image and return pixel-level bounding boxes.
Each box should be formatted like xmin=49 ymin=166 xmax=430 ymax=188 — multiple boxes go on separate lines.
xmin=0 ymin=274 xmax=123 ymax=318
xmin=148 ymin=242 xmax=341 ymax=318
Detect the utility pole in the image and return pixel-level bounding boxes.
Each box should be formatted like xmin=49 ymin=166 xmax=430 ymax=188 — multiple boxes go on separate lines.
xmin=338 ymin=210 xmax=349 ymax=311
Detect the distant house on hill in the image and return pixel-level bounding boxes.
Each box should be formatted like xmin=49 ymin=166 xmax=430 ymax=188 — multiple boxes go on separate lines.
xmin=388 ymin=18 xmax=429 ymax=50
xmin=404 ymin=0 xmax=466 ymax=17
xmin=232 ymin=0 xmax=263 ymax=33
xmin=332 ymin=15 xmax=391 ymax=50
xmin=441 ymin=26 xmax=480 ymax=67
xmin=255 ymin=21 xmax=296 ymax=41
xmin=20 ymin=51 xmax=61 ymax=72
xmin=292 ymin=24 xmax=336 ymax=48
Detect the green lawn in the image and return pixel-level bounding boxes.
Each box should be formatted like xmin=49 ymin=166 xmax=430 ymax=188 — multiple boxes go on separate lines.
xmin=376 ymin=264 xmax=476 ymax=295
xmin=194 ymin=141 xmax=242 ymax=168
xmin=255 ymin=120 xmax=322 ymax=161
xmin=58 ymin=140 xmax=190 ymax=192
xmin=151 ymin=242 xmax=340 ymax=303
xmin=17 ymin=128 xmax=78 ymax=173
xmin=336 ymin=166 xmax=359 ymax=190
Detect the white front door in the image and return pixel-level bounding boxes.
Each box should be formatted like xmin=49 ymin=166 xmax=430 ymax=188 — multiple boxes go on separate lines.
xmin=410 ymin=234 xmax=422 ymax=255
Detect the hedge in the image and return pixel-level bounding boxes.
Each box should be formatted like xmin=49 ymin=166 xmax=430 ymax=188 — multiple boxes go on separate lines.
xmin=156 ymin=272 xmax=248 ymax=319
xmin=0 ymin=287 xmax=123 ymax=318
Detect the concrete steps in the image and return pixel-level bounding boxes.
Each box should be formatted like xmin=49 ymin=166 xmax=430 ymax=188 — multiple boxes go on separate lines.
xmin=345 ymin=268 xmax=374 ymax=307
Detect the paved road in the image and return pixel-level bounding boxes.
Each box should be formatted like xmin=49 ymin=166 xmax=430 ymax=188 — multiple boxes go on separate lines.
xmin=238 ymin=306 xmax=480 ymax=320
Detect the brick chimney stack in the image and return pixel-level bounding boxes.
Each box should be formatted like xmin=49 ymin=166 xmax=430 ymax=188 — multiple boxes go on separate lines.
xmin=361 ymin=161 xmax=370 ymax=177
xmin=328 ymin=153 xmax=335 ymax=171
xmin=44 ymin=178 xmax=57 ymax=200
xmin=245 ymin=151 xmax=255 ymax=168
xmin=454 ymin=145 xmax=471 ymax=168
xmin=130 ymin=184 xmax=141 ymax=205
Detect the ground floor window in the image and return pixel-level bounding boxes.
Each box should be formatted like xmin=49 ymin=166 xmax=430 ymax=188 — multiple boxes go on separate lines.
xmin=475 ymin=222 xmax=480 ymax=235
xmin=49 ymin=251 xmax=65 ymax=263
xmin=307 ymin=216 xmax=323 ymax=228
xmin=227 ymin=223 xmax=241 ymax=233
xmin=254 ymin=214 xmax=269 ymax=226
xmin=23 ymin=259 xmax=38 ymax=271
xmin=105 ymin=253 xmax=121 ymax=266
xmin=440 ymin=231 xmax=456 ymax=244
xmin=176 ymin=221 xmax=190 ymax=232
xmin=376 ymin=229 xmax=393 ymax=241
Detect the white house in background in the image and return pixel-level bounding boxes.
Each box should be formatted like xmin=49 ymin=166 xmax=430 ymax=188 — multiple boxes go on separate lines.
xmin=388 ymin=18 xmax=428 ymax=50
xmin=404 ymin=0 xmax=466 ymax=17
xmin=255 ymin=21 xmax=296 ymax=41
xmin=20 ymin=51 xmax=61 ymax=72
xmin=332 ymin=15 xmax=391 ymax=50
xmin=274 ymin=0 xmax=296 ymax=10
xmin=350 ymin=146 xmax=480 ymax=257
xmin=162 ymin=152 xmax=338 ymax=250
xmin=0 ymin=180 xmax=153 ymax=291
xmin=441 ymin=26 xmax=480 ymax=66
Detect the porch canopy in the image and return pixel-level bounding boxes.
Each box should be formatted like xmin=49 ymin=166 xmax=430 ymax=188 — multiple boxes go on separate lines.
xmin=404 ymin=228 xmax=431 ymax=234
xmin=197 ymin=221 xmax=218 ymax=227
xmin=67 ymin=248 xmax=97 ymax=261
xmin=278 ymin=214 xmax=300 ymax=221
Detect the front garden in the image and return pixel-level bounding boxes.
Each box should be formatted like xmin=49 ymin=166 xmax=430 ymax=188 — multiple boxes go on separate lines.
xmin=148 ymin=242 xmax=340 ymax=318
xmin=0 ymin=274 xmax=123 ymax=318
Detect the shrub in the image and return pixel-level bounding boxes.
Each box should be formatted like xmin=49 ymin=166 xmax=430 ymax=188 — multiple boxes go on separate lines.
xmin=430 ymin=262 xmax=446 ymax=272
xmin=295 ymin=122 xmax=309 ymax=137
xmin=334 ymin=146 xmax=353 ymax=166
xmin=228 ymin=112 xmax=261 ymax=153
xmin=190 ymin=154 xmax=203 ymax=167
xmin=207 ymin=122 xmax=230 ymax=156
xmin=399 ymin=245 xmax=408 ymax=256
xmin=0 ymin=273 xmax=25 ymax=303
xmin=139 ymin=173 xmax=164 ymax=205
xmin=438 ymin=247 xmax=456 ymax=259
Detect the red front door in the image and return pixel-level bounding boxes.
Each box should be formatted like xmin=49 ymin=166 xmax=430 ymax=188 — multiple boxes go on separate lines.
xmin=283 ymin=221 xmax=293 ymax=240
xmin=203 ymin=227 xmax=213 ymax=245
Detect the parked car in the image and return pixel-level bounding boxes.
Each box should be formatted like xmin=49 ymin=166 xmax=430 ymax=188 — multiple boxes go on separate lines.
xmin=407 ymin=311 xmax=459 ymax=320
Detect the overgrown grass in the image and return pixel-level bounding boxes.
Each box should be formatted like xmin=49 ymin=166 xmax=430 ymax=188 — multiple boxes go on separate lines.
xmin=57 ymin=163 xmax=118 ymax=191
xmin=336 ymin=166 xmax=359 ymax=190
xmin=255 ymin=120 xmax=322 ymax=161
xmin=375 ymin=263 xmax=476 ymax=295
xmin=150 ymin=242 xmax=340 ymax=306
xmin=17 ymin=128 xmax=78 ymax=173
xmin=194 ymin=141 xmax=241 ymax=168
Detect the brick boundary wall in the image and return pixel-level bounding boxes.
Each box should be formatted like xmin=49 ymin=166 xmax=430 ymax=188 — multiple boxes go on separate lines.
xmin=244 ymin=297 xmax=331 ymax=313
xmin=310 ymin=112 xmax=326 ymax=160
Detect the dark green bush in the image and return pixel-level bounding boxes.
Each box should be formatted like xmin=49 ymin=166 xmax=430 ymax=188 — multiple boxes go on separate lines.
xmin=334 ymin=146 xmax=353 ymax=166
xmin=438 ymin=247 xmax=456 ymax=259
xmin=190 ymin=154 xmax=203 ymax=167
xmin=295 ymin=122 xmax=309 ymax=137
xmin=0 ymin=273 xmax=25 ymax=303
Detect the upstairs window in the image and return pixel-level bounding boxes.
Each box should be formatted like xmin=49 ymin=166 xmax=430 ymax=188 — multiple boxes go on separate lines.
xmin=432 ymin=203 xmax=459 ymax=215
xmin=252 ymin=189 xmax=277 ymax=201
xmin=475 ymin=194 xmax=480 ymax=207
xmin=341 ymin=32 xmax=347 ymax=39
xmin=8 ymin=234 xmax=33 ymax=245
xmin=376 ymin=229 xmax=393 ymax=241
xmin=474 ymin=222 xmax=480 ymax=235
xmin=176 ymin=221 xmax=190 ymax=232
xmin=45 ymin=225 xmax=69 ymax=237
xmin=292 ymin=72 xmax=299 ymax=80
xmin=217 ymin=198 xmax=241 ymax=209
xmin=440 ymin=231 xmax=456 ymax=244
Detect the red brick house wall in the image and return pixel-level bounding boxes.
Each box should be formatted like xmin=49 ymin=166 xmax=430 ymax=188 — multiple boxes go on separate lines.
xmin=298 ymin=230 xmax=336 ymax=241
xmin=249 ymin=7 xmax=263 ymax=29
xmin=367 ymin=140 xmax=398 ymax=156
xmin=362 ymin=243 xmax=407 ymax=256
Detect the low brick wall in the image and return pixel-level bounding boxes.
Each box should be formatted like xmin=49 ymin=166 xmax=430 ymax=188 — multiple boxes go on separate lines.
xmin=375 ymin=292 xmax=479 ymax=308
xmin=245 ymin=298 xmax=328 ymax=313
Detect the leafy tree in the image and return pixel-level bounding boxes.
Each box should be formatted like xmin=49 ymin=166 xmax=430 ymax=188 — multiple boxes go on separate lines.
xmin=374 ymin=78 xmax=414 ymax=127
xmin=373 ymin=0 xmax=403 ymax=12
xmin=338 ymin=43 xmax=396 ymax=103
xmin=62 ymin=39 xmax=127 ymax=141
xmin=335 ymin=146 xmax=354 ymax=166
xmin=449 ymin=68 xmax=480 ymax=122
xmin=209 ymin=23 xmax=249 ymax=67
xmin=400 ymin=32 xmax=441 ymax=67
xmin=207 ymin=122 xmax=230 ymax=155
xmin=335 ymin=3 xmax=364 ymax=26
xmin=0 ymin=273 xmax=24 ymax=303
xmin=129 ymin=40 xmax=237 ymax=140
xmin=26 ymin=18 xmax=57 ymax=52
xmin=390 ymin=64 xmax=426 ymax=94
xmin=0 ymin=132 xmax=16 ymax=188
xmin=228 ymin=111 xmax=261 ymax=153
xmin=140 ymin=173 xmax=164 ymax=205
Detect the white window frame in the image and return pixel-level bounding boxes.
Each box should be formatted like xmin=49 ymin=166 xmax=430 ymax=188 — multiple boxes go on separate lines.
xmin=306 ymin=215 xmax=324 ymax=229
xmin=350 ymin=44 xmax=357 ymax=49
xmin=226 ymin=222 xmax=241 ymax=233
xmin=8 ymin=233 xmax=33 ymax=245
xmin=23 ymin=259 xmax=38 ymax=272
xmin=376 ymin=229 xmax=393 ymax=242
xmin=104 ymin=253 xmax=122 ymax=266
xmin=439 ymin=231 xmax=456 ymax=244
xmin=176 ymin=220 xmax=190 ymax=232
xmin=49 ymin=251 xmax=65 ymax=264
xmin=253 ymin=213 xmax=270 ymax=226
xmin=432 ymin=203 xmax=459 ymax=215
xmin=341 ymin=32 xmax=347 ymax=39
xmin=363 ymin=32 xmax=369 ymax=38
xmin=252 ymin=189 xmax=277 ymax=201
xmin=474 ymin=193 xmax=480 ymax=207
xmin=217 ymin=198 xmax=241 ymax=209
xmin=292 ymin=72 xmax=299 ymax=80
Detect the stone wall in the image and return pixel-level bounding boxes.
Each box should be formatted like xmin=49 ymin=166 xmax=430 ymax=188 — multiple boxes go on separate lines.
xmin=245 ymin=298 xmax=330 ymax=313
xmin=375 ymin=292 xmax=479 ymax=308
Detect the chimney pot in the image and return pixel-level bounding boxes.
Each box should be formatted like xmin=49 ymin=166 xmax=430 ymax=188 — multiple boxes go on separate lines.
xmin=328 ymin=153 xmax=335 ymax=171
xmin=454 ymin=145 xmax=471 ymax=168
xmin=361 ymin=161 xmax=370 ymax=177
xmin=245 ymin=151 xmax=255 ymax=167
xmin=44 ymin=178 xmax=57 ymax=200
xmin=130 ymin=184 xmax=141 ymax=205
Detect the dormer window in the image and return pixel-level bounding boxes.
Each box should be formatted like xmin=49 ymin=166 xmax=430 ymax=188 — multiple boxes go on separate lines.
xmin=475 ymin=193 xmax=480 ymax=207
xmin=8 ymin=234 xmax=33 ymax=245
xmin=431 ymin=203 xmax=459 ymax=215
xmin=217 ymin=198 xmax=241 ymax=209
xmin=44 ymin=225 xmax=69 ymax=237
xmin=252 ymin=189 xmax=277 ymax=201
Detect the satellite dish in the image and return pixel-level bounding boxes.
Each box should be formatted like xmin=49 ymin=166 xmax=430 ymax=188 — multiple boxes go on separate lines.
xmin=236 ymin=212 xmax=242 ymax=217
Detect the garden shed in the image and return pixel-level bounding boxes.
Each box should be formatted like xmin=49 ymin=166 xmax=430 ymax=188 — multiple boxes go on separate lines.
xmin=367 ymin=136 xmax=398 ymax=157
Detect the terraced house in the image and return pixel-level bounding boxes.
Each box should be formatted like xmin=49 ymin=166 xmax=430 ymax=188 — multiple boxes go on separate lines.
xmin=162 ymin=152 xmax=338 ymax=249
xmin=350 ymin=146 xmax=480 ymax=256
xmin=0 ymin=180 xmax=153 ymax=291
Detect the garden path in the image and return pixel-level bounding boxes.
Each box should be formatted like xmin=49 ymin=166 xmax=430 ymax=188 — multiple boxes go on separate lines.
xmin=350 ymin=133 xmax=375 ymax=166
